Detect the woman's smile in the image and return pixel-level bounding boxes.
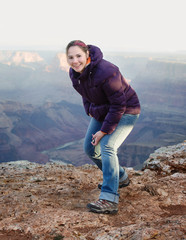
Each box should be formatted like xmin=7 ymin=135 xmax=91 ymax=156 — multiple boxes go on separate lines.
xmin=67 ymin=46 xmax=89 ymax=73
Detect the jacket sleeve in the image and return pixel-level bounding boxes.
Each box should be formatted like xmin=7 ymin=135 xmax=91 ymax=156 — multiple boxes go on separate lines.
xmin=100 ymin=70 xmax=128 ymax=134
xmin=82 ymin=97 xmax=91 ymax=116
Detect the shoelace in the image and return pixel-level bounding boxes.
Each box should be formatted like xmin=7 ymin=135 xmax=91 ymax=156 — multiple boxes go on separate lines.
xmin=93 ymin=199 xmax=114 ymax=209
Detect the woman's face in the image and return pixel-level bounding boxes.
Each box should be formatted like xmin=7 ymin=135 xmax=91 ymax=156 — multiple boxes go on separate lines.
xmin=67 ymin=46 xmax=89 ymax=73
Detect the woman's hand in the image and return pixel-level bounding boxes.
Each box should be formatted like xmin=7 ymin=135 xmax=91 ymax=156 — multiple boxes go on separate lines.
xmin=91 ymin=131 xmax=107 ymax=146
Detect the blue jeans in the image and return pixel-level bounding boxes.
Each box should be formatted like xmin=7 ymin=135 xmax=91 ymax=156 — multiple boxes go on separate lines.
xmin=84 ymin=114 xmax=139 ymax=204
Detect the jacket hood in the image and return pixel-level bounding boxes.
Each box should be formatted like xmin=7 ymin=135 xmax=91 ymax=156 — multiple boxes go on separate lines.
xmin=88 ymin=45 xmax=103 ymax=69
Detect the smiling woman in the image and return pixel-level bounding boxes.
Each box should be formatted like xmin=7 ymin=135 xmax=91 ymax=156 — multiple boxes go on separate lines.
xmin=66 ymin=40 xmax=90 ymax=73
xmin=65 ymin=40 xmax=141 ymax=214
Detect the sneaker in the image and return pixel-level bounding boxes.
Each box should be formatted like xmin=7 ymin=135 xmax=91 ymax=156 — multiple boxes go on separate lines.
xmin=98 ymin=177 xmax=130 ymax=190
xmin=87 ymin=199 xmax=118 ymax=214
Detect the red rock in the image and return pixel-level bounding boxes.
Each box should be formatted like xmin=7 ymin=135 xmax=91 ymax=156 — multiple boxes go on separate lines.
xmin=0 ymin=142 xmax=185 ymax=239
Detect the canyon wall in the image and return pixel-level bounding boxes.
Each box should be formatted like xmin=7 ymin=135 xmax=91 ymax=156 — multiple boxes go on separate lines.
xmin=0 ymin=50 xmax=185 ymax=168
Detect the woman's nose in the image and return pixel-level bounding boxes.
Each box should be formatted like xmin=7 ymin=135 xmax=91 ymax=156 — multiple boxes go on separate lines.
xmin=72 ymin=57 xmax=78 ymax=63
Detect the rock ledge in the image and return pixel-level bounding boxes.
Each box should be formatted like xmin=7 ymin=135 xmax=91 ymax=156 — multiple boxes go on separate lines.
xmin=0 ymin=142 xmax=185 ymax=239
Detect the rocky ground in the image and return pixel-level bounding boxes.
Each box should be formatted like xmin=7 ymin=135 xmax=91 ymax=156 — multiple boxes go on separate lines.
xmin=0 ymin=141 xmax=185 ymax=240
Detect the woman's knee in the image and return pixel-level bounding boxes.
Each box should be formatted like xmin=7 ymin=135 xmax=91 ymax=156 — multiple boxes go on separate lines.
xmin=101 ymin=143 xmax=117 ymax=156
xmin=83 ymin=141 xmax=94 ymax=156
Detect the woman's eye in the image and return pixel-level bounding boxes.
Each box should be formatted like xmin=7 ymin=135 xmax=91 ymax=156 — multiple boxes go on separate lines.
xmin=77 ymin=55 xmax=81 ymax=58
xmin=68 ymin=56 xmax=73 ymax=60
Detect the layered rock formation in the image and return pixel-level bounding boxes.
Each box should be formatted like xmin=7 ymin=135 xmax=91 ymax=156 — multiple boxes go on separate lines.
xmin=0 ymin=50 xmax=186 ymax=169
xmin=45 ymin=53 xmax=69 ymax=72
xmin=0 ymin=141 xmax=185 ymax=239
xmin=0 ymin=51 xmax=44 ymax=66
xmin=0 ymin=100 xmax=88 ymax=163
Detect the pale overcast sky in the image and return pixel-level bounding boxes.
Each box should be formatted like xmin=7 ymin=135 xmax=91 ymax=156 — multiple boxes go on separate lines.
xmin=0 ymin=0 xmax=185 ymax=52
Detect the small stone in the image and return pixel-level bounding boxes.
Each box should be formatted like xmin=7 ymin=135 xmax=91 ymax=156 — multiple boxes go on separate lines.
xmin=157 ymin=188 xmax=168 ymax=197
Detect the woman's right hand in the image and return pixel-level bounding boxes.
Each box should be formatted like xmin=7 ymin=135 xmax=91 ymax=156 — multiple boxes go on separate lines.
xmin=91 ymin=131 xmax=107 ymax=146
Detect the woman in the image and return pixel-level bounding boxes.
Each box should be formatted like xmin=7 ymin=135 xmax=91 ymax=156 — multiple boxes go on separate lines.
xmin=66 ymin=40 xmax=140 ymax=214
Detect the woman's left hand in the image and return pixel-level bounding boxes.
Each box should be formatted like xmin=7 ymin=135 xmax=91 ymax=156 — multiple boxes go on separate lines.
xmin=91 ymin=131 xmax=107 ymax=146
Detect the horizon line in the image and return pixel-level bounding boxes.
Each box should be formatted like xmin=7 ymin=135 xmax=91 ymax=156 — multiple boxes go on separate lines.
xmin=0 ymin=46 xmax=186 ymax=54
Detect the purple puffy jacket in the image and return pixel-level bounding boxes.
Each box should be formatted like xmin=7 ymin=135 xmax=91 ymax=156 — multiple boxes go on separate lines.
xmin=69 ymin=45 xmax=140 ymax=134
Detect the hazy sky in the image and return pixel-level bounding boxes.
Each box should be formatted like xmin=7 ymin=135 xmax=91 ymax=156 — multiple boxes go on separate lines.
xmin=0 ymin=0 xmax=185 ymax=52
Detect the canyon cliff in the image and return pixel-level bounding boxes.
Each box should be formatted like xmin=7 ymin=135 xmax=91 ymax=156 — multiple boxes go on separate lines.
xmin=0 ymin=50 xmax=185 ymax=168
xmin=0 ymin=141 xmax=185 ymax=239
xmin=0 ymin=100 xmax=89 ymax=163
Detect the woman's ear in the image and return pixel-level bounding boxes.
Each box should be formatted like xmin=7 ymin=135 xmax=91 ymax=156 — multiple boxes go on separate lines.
xmin=86 ymin=51 xmax=89 ymax=59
